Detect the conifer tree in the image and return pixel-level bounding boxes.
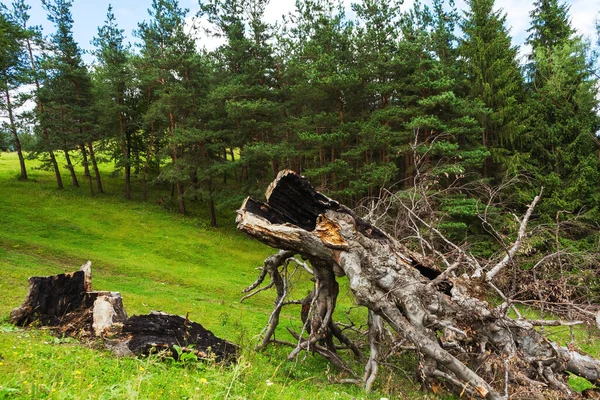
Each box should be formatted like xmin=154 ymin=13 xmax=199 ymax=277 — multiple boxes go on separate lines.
xmin=93 ymin=5 xmax=133 ymax=199
xmin=282 ymin=0 xmax=358 ymax=196
xmin=0 ymin=4 xmax=29 ymax=179
xmin=136 ymin=0 xmax=201 ymax=215
xmin=41 ymin=0 xmax=101 ymax=193
xmin=459 ymin=0 xmax=524 ymax=177
xmin=523 ymin=0 xmax=600 ymax=216
xmin=350 ymin=0 xmax=403 ymax=198
xmin=12 ymin=0 xmax=63 ymax=188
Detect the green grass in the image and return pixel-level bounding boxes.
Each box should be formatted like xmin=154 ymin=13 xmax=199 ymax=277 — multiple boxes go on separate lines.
xmin=0 ymin=152 xmax=432 ymax=399
xmin=0 ymin=151 xmax=597 ymax=399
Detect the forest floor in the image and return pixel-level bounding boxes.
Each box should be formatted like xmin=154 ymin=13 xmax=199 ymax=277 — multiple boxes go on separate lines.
xmin=0 ymin=152 xmax=439 ymax=400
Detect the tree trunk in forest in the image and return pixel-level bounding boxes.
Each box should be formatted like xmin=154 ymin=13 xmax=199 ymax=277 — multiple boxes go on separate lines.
xmin=237 ymin=170 xmax=600 ymax=399
xmin=3 ymin=84 xmax=27 ymax=180
xmin=23 ymin=34 xmax=62 ymax=189
xmin=80 ymin=143 xmax=94 ymax=196
xmin=64 ymin=149 xmax=79 ymax=187
xmin=87 ymin=140 xmax=103 ymax=194
xmin=119 ymin=113 xmax=131 ymax=200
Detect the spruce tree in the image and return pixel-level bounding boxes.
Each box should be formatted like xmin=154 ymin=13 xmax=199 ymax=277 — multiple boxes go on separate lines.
xmin=523 ymin=0 xmax=600 ymax=216
xmin=459 ymin=0 xmax=524 ymax=177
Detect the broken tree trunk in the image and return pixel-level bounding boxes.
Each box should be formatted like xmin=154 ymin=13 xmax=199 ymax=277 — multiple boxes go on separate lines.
xmin=10 ymin=262 xmax=236 ymax=363
xmin=237 ymin=170 xmax=600 ymax=399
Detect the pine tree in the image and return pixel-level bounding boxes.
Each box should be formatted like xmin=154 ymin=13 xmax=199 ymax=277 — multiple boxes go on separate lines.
xmin=397 ymin=0 xmax=488 ymax=239
xmin=282 ymin=0 xmax=358 ymax=197
xmin=12 ymin=0 xmax=63 ymax=188
xmin=136 ymin=0 xmax=201 ymax=216
xmin=0 ymin=4 xmax=29 ymax=179
xmin=349 ymin=0 xmax=403 ymax=199
xmin=41 ymin=0 xmax=101 ymax=194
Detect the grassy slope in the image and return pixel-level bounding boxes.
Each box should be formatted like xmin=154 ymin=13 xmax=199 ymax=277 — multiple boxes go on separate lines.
xmin=0 ymin=153 xmax=433 ymax=399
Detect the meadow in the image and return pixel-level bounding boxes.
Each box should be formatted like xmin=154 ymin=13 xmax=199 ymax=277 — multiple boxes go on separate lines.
xmin=0 ymin=152 xmax=435 ymax=399
xmin=0 ymin=152 xmax=597 ymax=399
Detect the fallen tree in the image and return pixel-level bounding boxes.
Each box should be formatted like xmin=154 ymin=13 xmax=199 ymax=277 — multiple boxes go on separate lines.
xmin=237 ymin=170 xmax=600 ymax=399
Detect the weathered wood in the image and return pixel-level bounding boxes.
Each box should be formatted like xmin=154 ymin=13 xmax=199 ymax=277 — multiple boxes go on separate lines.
xmin=10 ymin=262 xmax=236 ymax=363
xmin=11 ymin=262 xmax=93 ymax=327
xmin=104 ymin=312 xmax=237 ymax=362
xmin=237 ymin=170 xmax=600 ymax=399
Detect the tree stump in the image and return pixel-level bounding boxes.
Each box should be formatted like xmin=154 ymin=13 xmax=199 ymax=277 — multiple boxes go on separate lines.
xmin=10 ymin=262 xmax=236 ymax=362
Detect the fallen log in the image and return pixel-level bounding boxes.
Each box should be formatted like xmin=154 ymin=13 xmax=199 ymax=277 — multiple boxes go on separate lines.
xmin=10 ymin=262 xmax=236 ymax=363
xmin=237 ymin=170 xmax=600 ymax=399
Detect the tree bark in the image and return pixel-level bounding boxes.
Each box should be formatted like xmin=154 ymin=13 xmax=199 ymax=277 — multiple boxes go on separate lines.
xmin=119 ymin=113 xmax=131 ymax=200
xmin=3 ymin=83 xmax=27 ymax=180
xmin=87 ymin=140 xmax=103 ymax=194
xmin=64 ymin=148 xmax=79 ymax=187
xmin=23 ymin=34 xmax=62 ymax=189
xmin=237 ymin=170 xmax=600 ymax=399
xmin=80 ymin=143 xmax=94 ymax=196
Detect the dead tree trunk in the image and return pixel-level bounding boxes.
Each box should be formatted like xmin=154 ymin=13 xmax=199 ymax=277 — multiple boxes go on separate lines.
xmin=10 ymin=262 xmax=236 ymax=363
xmin=237 ymin=170 xmax=600 ymax=399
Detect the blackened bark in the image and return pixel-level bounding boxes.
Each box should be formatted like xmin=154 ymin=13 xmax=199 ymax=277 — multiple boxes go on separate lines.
xmin=10 ymin=264 xmax=236 ymax=363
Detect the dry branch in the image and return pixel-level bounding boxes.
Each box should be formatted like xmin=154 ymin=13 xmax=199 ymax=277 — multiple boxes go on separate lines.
xmin=237 ymin=170 xmax=600 ymax=399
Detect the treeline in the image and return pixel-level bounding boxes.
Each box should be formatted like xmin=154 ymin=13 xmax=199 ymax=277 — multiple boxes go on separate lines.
xmin=1 ymin=0 xmax=599 ymax=233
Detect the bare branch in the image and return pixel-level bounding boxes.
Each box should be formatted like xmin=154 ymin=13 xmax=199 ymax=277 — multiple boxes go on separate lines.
xmin=483 ymin=188 xmax=543 ymax=282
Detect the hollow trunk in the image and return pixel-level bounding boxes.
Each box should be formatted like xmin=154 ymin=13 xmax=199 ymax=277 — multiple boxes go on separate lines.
xmin=237 ymin=170 xmax=600 ymax=399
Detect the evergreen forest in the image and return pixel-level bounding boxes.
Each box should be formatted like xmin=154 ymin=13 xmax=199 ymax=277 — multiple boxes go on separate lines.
xmin=0 ymin=0 xmax=599 ymax=293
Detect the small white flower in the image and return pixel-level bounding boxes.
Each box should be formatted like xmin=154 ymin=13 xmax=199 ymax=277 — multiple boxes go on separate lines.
xmin=266 ymin=379 xmax=273 ymax=387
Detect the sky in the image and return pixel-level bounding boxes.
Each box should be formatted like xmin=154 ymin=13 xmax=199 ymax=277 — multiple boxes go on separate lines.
xmin=2 ymin=0 xmax=599 ymax=64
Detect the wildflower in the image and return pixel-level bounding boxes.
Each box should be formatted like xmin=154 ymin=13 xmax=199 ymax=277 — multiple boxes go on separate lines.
xmin=266 ymin=379 xmax=273 ymax=387
xmin=200 ymin=378 xmax=208 ymax=384
xmin=22 ymin=381 xmax=28 ymax=385
xmin=139 ymin=366 xmax=145 ymax=372
xmin=0 ymin=362 xmax=4 ymax=366
xmin=74 ymin=370 xmax=81 ymax=375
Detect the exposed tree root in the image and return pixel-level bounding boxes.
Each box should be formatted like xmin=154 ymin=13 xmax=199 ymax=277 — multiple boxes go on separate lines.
xmin=237 ymin=170 xmax=600 ymax=399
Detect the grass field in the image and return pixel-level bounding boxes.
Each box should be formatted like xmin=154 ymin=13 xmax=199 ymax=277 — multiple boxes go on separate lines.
xmin=0 ymin=152 xmax=438 ymax=399
xmin=0 ymin=152 xmax=597 ymax=399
